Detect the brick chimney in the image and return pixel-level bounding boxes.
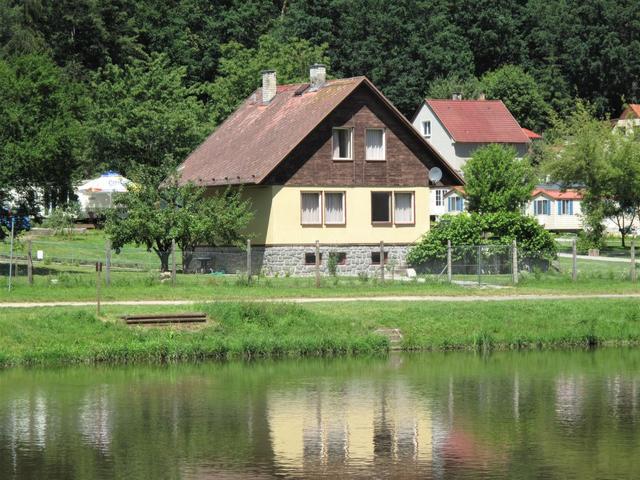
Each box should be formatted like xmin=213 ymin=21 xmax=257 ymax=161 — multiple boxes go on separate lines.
xmin=261 ymin=70 xmax=277 ymax=104
xmin=309 ymin=64 xmax=326 ymax=91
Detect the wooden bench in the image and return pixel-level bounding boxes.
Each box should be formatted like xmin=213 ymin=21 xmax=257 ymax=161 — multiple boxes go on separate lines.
xmin=122 ymin=313 xmax=207 ymax=325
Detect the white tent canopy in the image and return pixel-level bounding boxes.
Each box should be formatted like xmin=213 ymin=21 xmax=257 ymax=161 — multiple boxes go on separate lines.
xmin=76 ymin=171 xmax=130 ymax=217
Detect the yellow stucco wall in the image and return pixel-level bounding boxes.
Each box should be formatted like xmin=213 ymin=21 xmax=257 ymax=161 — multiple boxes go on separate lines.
xmin=237 ymin=185 xmax=430 ymax=245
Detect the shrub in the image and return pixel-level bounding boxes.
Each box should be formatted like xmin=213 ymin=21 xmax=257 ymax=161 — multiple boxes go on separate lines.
xmin=407 ymin=212 xmax=557 ymax=266
xmin=327 ymin=252 xmax=339 ymax=277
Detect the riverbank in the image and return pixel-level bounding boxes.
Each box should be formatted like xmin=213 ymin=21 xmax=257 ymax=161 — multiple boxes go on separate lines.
xmin=2 ymin=298 xmax=640 ymax=367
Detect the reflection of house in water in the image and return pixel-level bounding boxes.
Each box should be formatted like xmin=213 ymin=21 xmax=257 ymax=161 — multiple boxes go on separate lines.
xmin=555 ymin=375 xmax=586 ymax=425
xmin=78 ymin=386 xmax=112 ymax=453
xmin=5 ymin=395 xmax=48 ymax=449
xmin=268 ymin=382 xmax=432 ymax=476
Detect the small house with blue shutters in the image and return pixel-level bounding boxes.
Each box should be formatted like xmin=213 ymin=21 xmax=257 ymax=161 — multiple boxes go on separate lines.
xmin=527 ymin=187 xmax=583 ymax=232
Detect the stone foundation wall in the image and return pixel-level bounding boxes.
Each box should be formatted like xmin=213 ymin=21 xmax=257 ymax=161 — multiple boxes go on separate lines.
xmin=185 ymin=244 xmax=410 ymax=277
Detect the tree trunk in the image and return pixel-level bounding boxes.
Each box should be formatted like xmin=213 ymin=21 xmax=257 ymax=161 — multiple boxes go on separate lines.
xmin=622 ymin=232 xmax=626 ymax=249
xmin=157 ymin=250 xmax=171 ymax=272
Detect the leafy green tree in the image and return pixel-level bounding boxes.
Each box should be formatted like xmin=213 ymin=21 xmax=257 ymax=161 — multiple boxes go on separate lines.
xmin=105 ymin=168 xmax=253 ymax=271
xmin=480 ymin=65 xmax=551 ymax=131
xmin=407 ymin=212 xmax=557 ymax=266
xmin=0 ymin=53 xmax=86 ymax=212
xmin=206 ymin=33 xmax=329 ymax=125
xmin=463 ymin=144 xmax=536 ymax=214
xmin=87 ymin=53 xmax=210 ymax=175
xmin=544 ymin=103 xmax=640 ymax=247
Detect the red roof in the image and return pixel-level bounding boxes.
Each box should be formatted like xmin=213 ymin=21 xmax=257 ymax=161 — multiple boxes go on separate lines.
xmin=179 ymin=78 xmax=463 ymax=186
xmin=522 ymin=127 xmax=542 ymax=139
xmin=621 ymin=104 xmax=640 ymax=119
xmin=531 ymin=188 xmax=583 ymax=200
xmin=425 ymin=99 xmax=531 ymax=144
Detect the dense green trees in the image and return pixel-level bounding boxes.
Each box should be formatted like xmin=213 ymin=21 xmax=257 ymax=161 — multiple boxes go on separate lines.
xmin=1 ymin=0 xmax=639 ymax=214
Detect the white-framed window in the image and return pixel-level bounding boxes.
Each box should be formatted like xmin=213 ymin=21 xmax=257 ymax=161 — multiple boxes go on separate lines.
xmin=371 ymin=191 xmax=392 ymax=223
xmin=557 ymin=199 xmax=574 ymax=215
xmin=435 ymin=189 xmax=445 ymax=206
xmin=324 ymin=192 xmax=345 ymax=225
xmin=447 ymin=196 xmax=464 ymax=212
xmin=300 ymin=192 xmax=322 ymax=225
xmin=422 ymin=120 xmax=431 ymax=137
xmin=534 ymin=199 xmax=550 ymax=215
xmin=394 ymin=192 xmax=414 ymax=224
xmin=332 ymin=128 xmax=353 ymax=160
xmin=365 ymin=128 xmax=385 ymax=160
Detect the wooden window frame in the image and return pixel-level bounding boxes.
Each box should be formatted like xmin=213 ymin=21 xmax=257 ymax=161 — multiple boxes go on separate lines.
xmin=332 ymin=127 xmax=353 ymax=161
xmin=371 ymin=191 xmax=393 ymax=225
xmin=364 ymin=127 xmax=386 ymax=161
xmin=393 ymin=191 xmax=415 ymax=225
xmin=300 ymin=191 xmax=323 ymax=226
xmin=371 ymin=251 xmax=389 ymax=265
xmin=323 ymin=191 xmax=347 ymax=226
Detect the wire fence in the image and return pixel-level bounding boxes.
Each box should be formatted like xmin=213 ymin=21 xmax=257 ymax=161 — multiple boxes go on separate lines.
xmin=1 ymin=235 xmax=639 ymax=289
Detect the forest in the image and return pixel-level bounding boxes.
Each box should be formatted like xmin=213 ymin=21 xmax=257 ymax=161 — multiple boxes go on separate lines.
xmin=1 ymin=0 xmax=639 ymax=211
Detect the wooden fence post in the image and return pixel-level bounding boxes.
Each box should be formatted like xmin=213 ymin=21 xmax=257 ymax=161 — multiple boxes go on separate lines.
xmin=105 ymin=238 xmax=111 ymax=287
xmin=447 ymin=240 xmax=452 ymax=282
xmin=380 ymin=241 xmax=385 ymax=282
xmin=171 ymin=238 xmax=177 ymax=287
xmin=631 ymin=236 xmax=637 ymax=282
xmin=572 ymin=238 xmax=577 ymax=281
xmin=512 ymin=239 xmax=518 ymax=285
xmin=315 ymin=240 xmax=320 ymax=288
xmin=27 ymin=239 xmax=33 ymax=286
xmin=246 ymin=238 xmax=252 ymax=280
xmin=477 ymin=245 xmax=482 ymax=286
xmin=96 ymin=262 xmax=102 ymax=317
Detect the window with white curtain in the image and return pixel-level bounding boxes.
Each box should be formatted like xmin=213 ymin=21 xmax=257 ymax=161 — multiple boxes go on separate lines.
xmin=332 ymin=128 xmax=352 ymax=160
xmin=324 ymin=192 xmax=345 ymax=224
xmin=365 ymin=128 xmax=385 ymax=160
xmin=394 ymin=192 xmax=414 ymax=224
xmin=301 ymin=192 xmax=321 ymax=224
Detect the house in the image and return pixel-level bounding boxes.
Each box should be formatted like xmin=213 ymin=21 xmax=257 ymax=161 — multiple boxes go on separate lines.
xmin=614 ymin=104 xmax=640 ymax=131
xmin=527 ymin=187 xmax=583 ymax=232
xmin=440 ymin=185 xmax=584 ymax=232
xmin=411 ymin=97 xmax=536 ymax=221
xmin=178 ymin=65 xmax=462 ymax=275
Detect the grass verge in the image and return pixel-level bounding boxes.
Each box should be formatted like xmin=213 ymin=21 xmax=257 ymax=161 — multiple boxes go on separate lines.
xmin=1 ymin=299 xmax=640 ymax=367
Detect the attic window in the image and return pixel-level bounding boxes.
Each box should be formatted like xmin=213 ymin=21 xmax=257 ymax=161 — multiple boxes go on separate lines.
xmin=332 ymin=128 xmax=353 ymax=160
xmin=422 ymin=121 xmax=431 ymax=137
xmin=365 ymin=129 xmax=385 ymax=160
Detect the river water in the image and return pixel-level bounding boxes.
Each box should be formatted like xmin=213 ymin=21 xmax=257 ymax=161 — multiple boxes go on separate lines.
xmin=0 ymin=349 xmax=639 ymax=479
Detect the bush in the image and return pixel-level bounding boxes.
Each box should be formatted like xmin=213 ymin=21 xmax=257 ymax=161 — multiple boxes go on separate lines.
xmin=43 ymin=204 xmax=80 ymax=236
xmin=407 ymin=212 xmax=557 ymax=266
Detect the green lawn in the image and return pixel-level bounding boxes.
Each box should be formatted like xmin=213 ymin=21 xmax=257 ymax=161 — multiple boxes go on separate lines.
xmin=1 ymin=231 xmax=640 ymax=302
xmin=2 ymin=298 xmax=640 ymax=367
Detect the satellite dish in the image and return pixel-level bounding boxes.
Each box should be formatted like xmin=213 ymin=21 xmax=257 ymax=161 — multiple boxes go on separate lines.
xmin=428 ymin=167 xmax=443 ymax=184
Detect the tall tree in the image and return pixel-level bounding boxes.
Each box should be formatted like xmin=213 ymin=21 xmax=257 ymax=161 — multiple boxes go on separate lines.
xmin=480 ymin=65 xmax=551 ymax=131
xmin=544 ymin=103 xmax=640 ymax=247
xmin=87 ymin=53 xmax=210 ymax=175
xmin=0 ymin=53 xmax=86 ymax=211
xmin=463 ymin=144 xmax=536 ymax=214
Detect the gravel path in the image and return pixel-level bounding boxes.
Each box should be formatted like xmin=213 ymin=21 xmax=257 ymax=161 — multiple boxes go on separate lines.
xmin=1 ymin=293 xmax=640 ymax=308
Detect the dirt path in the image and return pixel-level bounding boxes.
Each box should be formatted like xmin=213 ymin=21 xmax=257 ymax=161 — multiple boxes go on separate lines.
xmin=1 ymin=293 xmax=640 ymax=308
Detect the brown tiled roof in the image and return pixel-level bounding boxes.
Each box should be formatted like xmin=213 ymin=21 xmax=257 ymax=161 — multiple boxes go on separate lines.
xmin=425 ymin=99 xmax=531 ymax=144
xmin=179 ymin=77 xmax=462 ymax=186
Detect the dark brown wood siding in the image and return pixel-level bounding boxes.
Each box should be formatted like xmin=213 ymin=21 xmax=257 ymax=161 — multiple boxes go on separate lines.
xmin=263 ymin=84 xmax=451 ymax=186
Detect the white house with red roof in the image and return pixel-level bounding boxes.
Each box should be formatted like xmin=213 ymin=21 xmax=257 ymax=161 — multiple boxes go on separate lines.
xmin=411 ymin=97 xmax=537 ymax=221
xmin=614 ymin=104 xmax=640 ymax=131
xmin=527 ymin=187 xmax=583 ymax=232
